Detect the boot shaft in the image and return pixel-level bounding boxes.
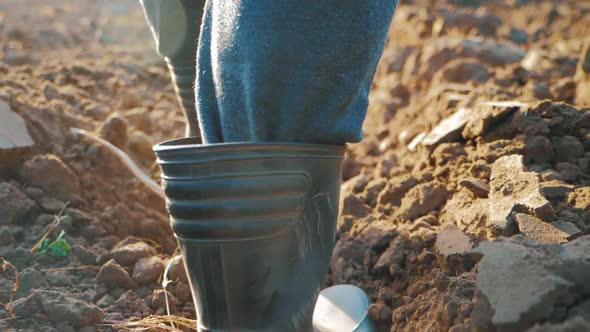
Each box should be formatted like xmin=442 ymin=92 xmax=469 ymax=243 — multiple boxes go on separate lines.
xmin=154 ymin=138 xmax=345 ymax=331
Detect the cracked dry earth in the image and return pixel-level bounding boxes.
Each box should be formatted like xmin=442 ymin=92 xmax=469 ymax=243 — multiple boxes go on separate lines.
xmin=1 ymin=0 xmax=590 ymax=331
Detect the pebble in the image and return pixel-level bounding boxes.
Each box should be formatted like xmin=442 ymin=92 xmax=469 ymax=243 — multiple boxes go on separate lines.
xmin=96 ymin=259 xmax=136 ymax=289
xmin=514 ymin=213 xmax=570 ymax=243
xmin=434 ymin=226 xmax=475 ymax=274
xmin=552 ymin=136 xmax=584 ymax=164
xmin=99 ymin=115 xmax=128 ymax=150
xmin=20 ymin=154 xmax=80 ymax=200
xmin=540 ymin=180 xmax=575 ymax=199
xmin=38 ymin=290 xmax=103 ymax=327
xmin=340 ymin=193 xmax=371 ymax=218
xmin=459 ymin=178 xmax=490 ymax=198
xmin=397 ymin=182 xmax=448 ymax=221
xmin=111 ymin=241 xmax=156 ymax=266
xmin=487 ymin=155 xmax=555 ymax=236
xmin=0 ymin=182 xmax=36 ymax=225
xmin=132 ymin=256 xmax=165 ymax=285
xmin=0 ymin=100 xmax=34 ymax=171
xmin=17 ymin=268 xmax=42 ymax=296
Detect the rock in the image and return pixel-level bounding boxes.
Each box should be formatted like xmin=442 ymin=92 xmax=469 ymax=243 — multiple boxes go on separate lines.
xmin=460 ymin=38 xmax=525 ymax=66
xmin=373 ymin=237 xmax=407 ymax=277
xmin=2 ymin=52 xmax=32 ymax=66
xmin=0 ymin=182 xmax=36 ymax=225
xmin=12 ymin=291 xmax=42 ymax=317
xmin=540 ymin=180 xmax=575 ymax=199
xmin=128 ymin=131 xmax=154 ymax=161
xmin=368 ymin=303 xmax=392 ymax=322
xmin=419 ymin=38 xmax=524 ymax=82
xmin=377 ymin=175 xmax=418 ymax=206
xmin=330 ymin=237 xmax=369 ymax=282
xmin=551 ymin=221 xmax=581 ymax=239
xmin=528 ymin=316 xmax=590 ymax=332
xmin=552 ymin=136 xmax=584 ymax=164
xmin=342 ymin=172 xmax=371 ymax=194
xmin=527 ymin=81 xmax=552 ymax=100
xmin=462 ymin=101 xmax=523 ymax=140
xmin=341 ymin=152 xmax=364 ymax=181
xmin=438 ymin=9 xmax=502 ymax=37
xmin=99 ymin=115 xmax=128 ymax=150
xmin=96 ymin=259 xmax=136 ymax=289
xmin=487 ymin=155 xmax=554 ymax=236
xmin=112 ymin=290 xmax=151 ymax=316
xmin=435 ymin=60 xmax=491 ymax=84
xmin=17 ymin=268 xmax=42 ymax=296
xmin=539 ymin=168 xmax=563 ymax=181
xmin=0 ymin=227 xmax=15 ymax=245
xmin=507 ymin=27 xmax=529 ymax=44
xmin=151 ymin=289 xmax=178 ymax=313
xmin=38 ymin=196 xmax=67 ymax=212
xmin=132 ymin=256 xmax=165 ymax=285
xmin=173 ymin=281 xmax=192 ymax=303
xmin=39 ymin=290 xmax=103 ymax=327
xmin=361 ymin=178 xmax=386 ymax=206
xmin=360 ymin=219 xmax=398 ymax=251
xmin=471 ymin=236 xmax=590 ymax=331
xmin=85 ymin=104 xmax=110 ymax=121
xmin=124 ymin=108 xmax=154 ymax=133
xmin=422 ymin=108 xmax=470 ymax=146
xmin=376 ymin=155 xmax=398 ymax=177
xmin=514 ymin=213 xmax=570 ymax=243
xmin=0 ymin=100 xmax=34 ymax=171
xmin=555 ymin=162 xmax=583 ymax=182
xmin=340 ymin=193 xmax=371 ymax=218
xmin=54 ymin=323 xmax=75 ymax=332
xmin=566 ymin=187 xmax=590 ymax=210
xmin=557 ymin=210 xmax=585 ymax=231
xmin=20 ymin=154 xmax=80 ymax=200
xmin=458 ymin=178 xmax=490 ymax=198
xmin=120 ymin=92 xmax=142 ymax=110
xmin=73 ymin=245 xmax=98 ymax=265
xmin=167 ymin=256 xmax=188 ymax=283
xmin=397 ymin=182 xmax=448 ymax=220
xmin=111 ymin=241 xmax=157 ymax=266
xmin=432 ymin=143 xmax=467 ymax=167
xmin=434 ymin=226 xmax=475 ymax=275
xmin=551 ymin=78 xmax=576 ymax=102
xmin=524 ymin=135 xmax=554 ymax=164
xmin=45 ymin=271 xmax=72 ymax=287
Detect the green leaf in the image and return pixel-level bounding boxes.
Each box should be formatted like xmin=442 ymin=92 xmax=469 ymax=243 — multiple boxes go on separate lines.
xmin=46 ymin=230 xmax=71 ymax=257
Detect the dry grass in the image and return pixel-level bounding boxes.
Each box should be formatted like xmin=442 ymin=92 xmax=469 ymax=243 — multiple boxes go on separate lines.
xmin=0 ymin=257 xmax=19 ymax=317
xmin=103 ymin=315 xmax=197 ymax=331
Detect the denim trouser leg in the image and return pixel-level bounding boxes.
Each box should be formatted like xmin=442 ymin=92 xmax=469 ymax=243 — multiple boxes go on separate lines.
xmin=139 ymin=0 xmax=205 ymax=137
xmin=196 ymin=0 xmax=398 ymax=144
xmin=141 ymin=0 xmax=398 ymax=144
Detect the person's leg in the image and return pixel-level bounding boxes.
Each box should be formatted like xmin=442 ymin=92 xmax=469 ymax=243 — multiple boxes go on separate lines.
xmin=154 ymin=1 xmax=398 ymax=331
xmin=196 ymin=0 xmax=398 ymax=144
xmin=139 ymin=0 xmax=205 ymax=137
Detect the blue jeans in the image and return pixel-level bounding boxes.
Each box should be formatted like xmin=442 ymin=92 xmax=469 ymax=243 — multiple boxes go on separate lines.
xmin=141 ymin=0 xmax=398 ymax=144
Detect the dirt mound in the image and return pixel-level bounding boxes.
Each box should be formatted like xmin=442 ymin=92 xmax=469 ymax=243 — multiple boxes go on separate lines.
xmin=1 ymin=0 xmax=589 ymax=331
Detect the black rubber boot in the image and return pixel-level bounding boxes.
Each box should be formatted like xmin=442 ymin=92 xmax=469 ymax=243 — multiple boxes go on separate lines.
xmin=154 ymin=138 xmax=345 ymax=332
xmin=165 ymin=58 xmax=200 ymax=138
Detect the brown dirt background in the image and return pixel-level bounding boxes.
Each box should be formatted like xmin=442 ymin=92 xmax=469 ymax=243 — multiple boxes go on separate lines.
xmin=1 ymin=0 xmax=589 ymax=331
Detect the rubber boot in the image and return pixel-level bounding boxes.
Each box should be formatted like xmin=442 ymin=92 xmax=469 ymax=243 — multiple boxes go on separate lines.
xmin=165 ymin=58 xmax=200 ymax=138
xmin=154 ymin=137 xmax=345 ymax=332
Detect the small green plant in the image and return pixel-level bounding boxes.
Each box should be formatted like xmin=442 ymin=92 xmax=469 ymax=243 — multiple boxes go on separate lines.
xmin=35 ymin=230 xmax=72 ymax=257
